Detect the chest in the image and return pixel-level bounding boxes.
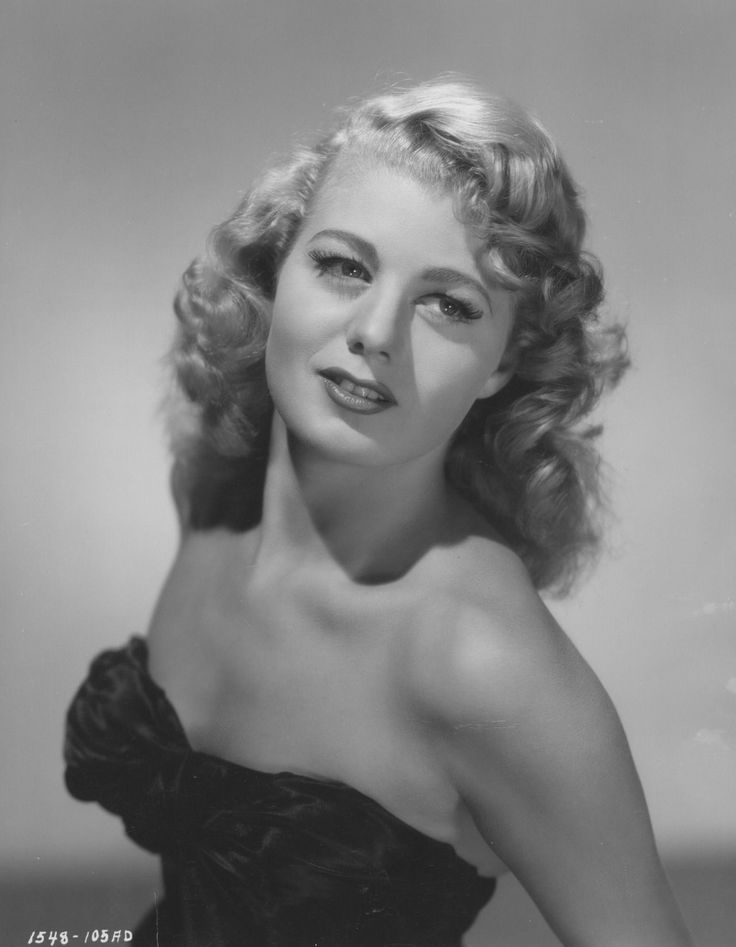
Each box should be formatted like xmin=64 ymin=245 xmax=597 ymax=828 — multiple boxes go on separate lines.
xmin=145 ymin=539 xmax=507 ymax=876
xmin=147 ymin=563 xmax=453 ymax=830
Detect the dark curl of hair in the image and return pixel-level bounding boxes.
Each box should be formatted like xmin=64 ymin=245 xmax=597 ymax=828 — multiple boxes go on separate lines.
xmin=169 ymin=78 xmax=628 ymax=595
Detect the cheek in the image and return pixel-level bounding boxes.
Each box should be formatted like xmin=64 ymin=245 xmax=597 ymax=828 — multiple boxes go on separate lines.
xmin=265 ymin=293 xmax=301 ymax=391
xmin=269 ymin=279 xmax=334 ymax=357
xmin=265 ymin=312 xmax=309 ymax=422
xmin=266 ymin=298 xmax=307 ymax=372
xmin=413 ymin=333 xmax=493 ymax=412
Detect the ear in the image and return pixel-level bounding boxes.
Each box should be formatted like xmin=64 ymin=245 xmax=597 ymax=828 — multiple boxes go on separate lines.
xmin=476 ymin=350 xmax=516 ymax=401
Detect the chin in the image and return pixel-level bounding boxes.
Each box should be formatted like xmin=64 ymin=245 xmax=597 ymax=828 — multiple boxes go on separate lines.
xmin=287 ymin=422 xmax=397 ymax=467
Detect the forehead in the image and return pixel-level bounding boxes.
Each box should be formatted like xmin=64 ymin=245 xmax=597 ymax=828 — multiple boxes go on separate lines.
xmin=302 ymin=159 xmax=487 ymax=272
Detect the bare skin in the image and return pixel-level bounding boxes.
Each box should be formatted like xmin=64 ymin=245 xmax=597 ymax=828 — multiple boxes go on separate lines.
xmin=148 ymin=417 xmax=691 ymax=945
xmin=148 ymin=167 xmax=692 ymax=944
xmin=149 ymin=415 xmax=512 ymax=875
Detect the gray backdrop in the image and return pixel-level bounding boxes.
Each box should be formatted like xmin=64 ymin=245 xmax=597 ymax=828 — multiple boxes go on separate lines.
xmin=2 ymin=1 xmax=734 ymax=943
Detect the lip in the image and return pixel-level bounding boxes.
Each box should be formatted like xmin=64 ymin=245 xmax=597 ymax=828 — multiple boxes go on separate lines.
xmin=318 ymin=368 xmax=397 ymax=414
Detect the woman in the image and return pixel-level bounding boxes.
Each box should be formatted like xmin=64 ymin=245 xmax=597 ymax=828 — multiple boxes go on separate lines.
xmin=65 ymin=78 xmax=692 ymax=946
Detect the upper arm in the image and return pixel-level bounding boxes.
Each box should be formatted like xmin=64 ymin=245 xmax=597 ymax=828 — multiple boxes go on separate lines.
xmin=422 ymin=603 xmax=691 ymax=946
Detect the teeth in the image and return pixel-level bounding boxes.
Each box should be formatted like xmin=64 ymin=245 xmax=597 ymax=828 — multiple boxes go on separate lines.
xmin=339 ymin=379 xmax=383 ymax=402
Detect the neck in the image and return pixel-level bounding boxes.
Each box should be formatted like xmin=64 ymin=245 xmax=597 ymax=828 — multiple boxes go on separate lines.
xmin=255 ymin=414 xmax=455 ymax=583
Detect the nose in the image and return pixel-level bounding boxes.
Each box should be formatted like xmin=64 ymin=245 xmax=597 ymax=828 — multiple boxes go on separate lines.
xmin=345 ymin=288 xmax=405 ymax=362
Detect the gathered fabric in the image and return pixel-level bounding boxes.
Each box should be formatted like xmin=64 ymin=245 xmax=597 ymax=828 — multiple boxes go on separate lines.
xmin=64 ymin=637 xmax=496 ymax=946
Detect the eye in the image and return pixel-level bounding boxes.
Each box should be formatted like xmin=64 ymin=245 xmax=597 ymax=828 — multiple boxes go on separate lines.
xmin=423 ymin=294 xmax=484 ymax=323
xmin=308 ymin=250 xmax=371 ymax=283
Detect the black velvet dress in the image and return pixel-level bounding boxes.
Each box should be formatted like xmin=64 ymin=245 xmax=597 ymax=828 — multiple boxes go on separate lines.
xmin=64 ymin=638 xmax=496 ymax=946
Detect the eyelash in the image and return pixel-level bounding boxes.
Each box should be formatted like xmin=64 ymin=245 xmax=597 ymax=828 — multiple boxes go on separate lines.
xmin=434 ymin=297 xmax=483 ymax=323
xmin=308 ymin=250 xmax=370 ymax=283
xmin=307 ymin=250 xmax=483 ymax=323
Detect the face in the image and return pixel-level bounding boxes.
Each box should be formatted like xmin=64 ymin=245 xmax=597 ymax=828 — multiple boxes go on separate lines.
xmin=265 ymin=163 xmax=515 ymax=470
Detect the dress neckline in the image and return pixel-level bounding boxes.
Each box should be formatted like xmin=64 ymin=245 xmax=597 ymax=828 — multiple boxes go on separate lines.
xmin=127 ymin=634 xmax=491 ymax=877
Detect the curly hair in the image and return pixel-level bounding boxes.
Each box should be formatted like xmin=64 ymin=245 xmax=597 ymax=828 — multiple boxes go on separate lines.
xmin=168 ymin=77 xmax=628 ymax=594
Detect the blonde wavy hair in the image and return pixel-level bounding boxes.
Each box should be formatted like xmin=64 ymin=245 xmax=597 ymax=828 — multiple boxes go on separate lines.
xmin=169 ymin=77 xmax=628 ymax=594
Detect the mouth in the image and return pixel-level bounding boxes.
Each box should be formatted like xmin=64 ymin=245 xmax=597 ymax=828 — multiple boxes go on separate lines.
xmin=318 ymin=368 xmax=396 ymax=414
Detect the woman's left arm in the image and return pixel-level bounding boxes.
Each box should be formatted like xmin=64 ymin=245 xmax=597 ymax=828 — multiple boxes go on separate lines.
xmin=422 ymin=603 xmax=693 ymax=947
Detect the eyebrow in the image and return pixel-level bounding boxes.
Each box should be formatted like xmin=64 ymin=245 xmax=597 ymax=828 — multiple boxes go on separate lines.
xmin=309 ymin=229 xmax=492 ymax=311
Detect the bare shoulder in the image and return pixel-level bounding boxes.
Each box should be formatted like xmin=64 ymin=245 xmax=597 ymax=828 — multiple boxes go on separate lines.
xmin=404 ymin=534 xmax=692 ymax=945
xmin=407 ymin=534 xmax=613 ymax=736
xmin=151 ymin=530 xmax=228 ymax=612
xmin=147 ymin=527 xmax=255 ymax=650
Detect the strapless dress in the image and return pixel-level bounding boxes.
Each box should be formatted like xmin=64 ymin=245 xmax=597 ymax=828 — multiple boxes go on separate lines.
xmin=64 ymin=637 xmax=496 ymax=946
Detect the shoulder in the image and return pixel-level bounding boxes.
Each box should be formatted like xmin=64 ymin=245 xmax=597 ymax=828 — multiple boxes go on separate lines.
xmin=402 ymin=542 xmax=691 ymax=943
xmin=148 ymin=528 xmax=259 ymax=641
xmin=405 ymin=535 xmax=621 ymax=764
